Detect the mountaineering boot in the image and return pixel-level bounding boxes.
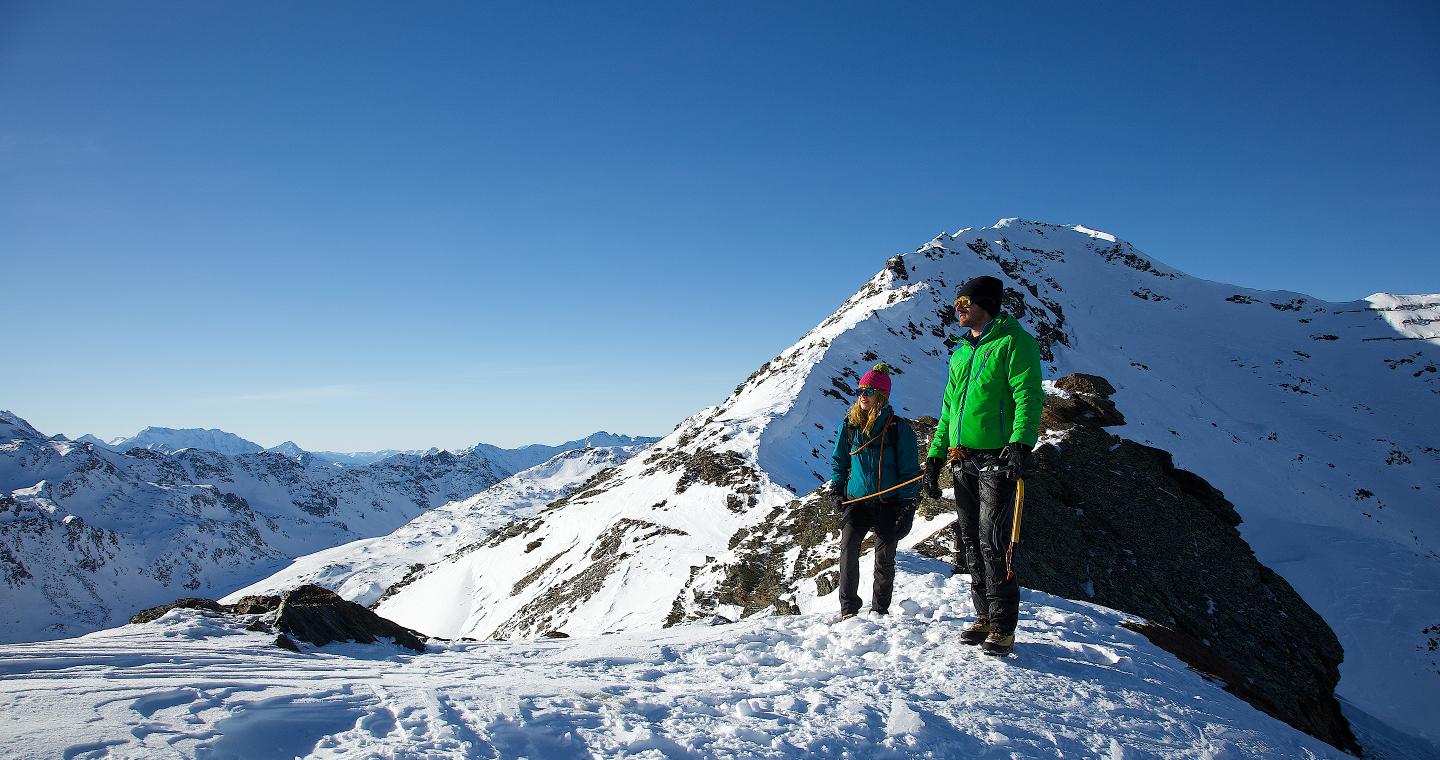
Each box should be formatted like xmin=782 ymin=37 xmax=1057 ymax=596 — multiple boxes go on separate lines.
xmin=960 ymin=619 xmax=991 ymax=645
xmin=832 ymin=612 xmax=857 ymax=624
xmin=980 ymin=630 xmax=1015 ymax=656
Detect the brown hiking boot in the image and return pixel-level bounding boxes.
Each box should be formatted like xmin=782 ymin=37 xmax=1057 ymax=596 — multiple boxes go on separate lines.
xmin=960 ymin=619 xmax=992 ymax=645
xmin=981 ymin=630 xmax=1015 ymax=656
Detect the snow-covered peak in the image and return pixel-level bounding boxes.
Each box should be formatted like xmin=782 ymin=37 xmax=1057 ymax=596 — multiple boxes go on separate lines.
xmin=0 ymin=410 xmax=44 ymax=441
xmin=264 ymin=441 xmax=307 ymax=460
xmin=110 ymin=426 xmax=265 ymax=455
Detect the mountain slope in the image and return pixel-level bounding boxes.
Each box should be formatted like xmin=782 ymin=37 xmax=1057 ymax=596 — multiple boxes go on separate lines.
xmin=221 ymin=443 xmax=652 ymax=607
xmin=372 ymin=219 xmax=1439 ymax=746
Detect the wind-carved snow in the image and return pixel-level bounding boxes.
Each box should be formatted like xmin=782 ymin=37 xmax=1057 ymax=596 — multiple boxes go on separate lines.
xmin=371 ymin=219 xmax=1439 ymax=746
xmin=0 ymin=558 xmax=1355 ymax=759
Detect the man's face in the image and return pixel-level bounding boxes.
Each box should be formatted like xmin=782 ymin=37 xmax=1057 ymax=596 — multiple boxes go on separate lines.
xmin=955 ymin=297 xmax=989 ymax=328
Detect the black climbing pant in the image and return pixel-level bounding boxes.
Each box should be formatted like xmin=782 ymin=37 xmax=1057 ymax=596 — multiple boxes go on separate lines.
xmin=838 ymin=501 xmax=900 ymax=615
xmin=952 ymin=452 xmax=1020 ymax=634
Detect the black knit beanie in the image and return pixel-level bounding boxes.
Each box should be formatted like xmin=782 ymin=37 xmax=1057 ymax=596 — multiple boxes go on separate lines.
xmin=957 ymin=276 xmax=1004 ymax=317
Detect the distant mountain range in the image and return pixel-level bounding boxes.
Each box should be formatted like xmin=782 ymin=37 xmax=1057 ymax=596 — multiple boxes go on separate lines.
xmin=0 ymin=410 xmax=657 ymax=643
xmin=71 ymin=425 xmax=652 ymax=469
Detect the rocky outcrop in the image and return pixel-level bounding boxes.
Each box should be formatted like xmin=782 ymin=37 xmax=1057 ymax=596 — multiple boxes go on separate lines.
xmin=690 ymin=374 xmax=1356 ymax=753
xmin=129 ymin=595 xmax=281 ymax=624
xmin=130 ymin=586 xmax=425 ymax=653
xmin=918 ymin=375 xmax=1356 ymax=753
xmin=270 ymin=585 xmax=426 ymax=652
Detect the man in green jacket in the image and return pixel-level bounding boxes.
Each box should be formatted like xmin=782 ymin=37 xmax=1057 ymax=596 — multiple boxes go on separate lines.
xmin=922 ymin=275 xmax=1044 ymax=656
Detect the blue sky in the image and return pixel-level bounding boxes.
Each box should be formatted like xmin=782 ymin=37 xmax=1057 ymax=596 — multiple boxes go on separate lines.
xmin=2 ymin=1 xmax=1437 ymax=451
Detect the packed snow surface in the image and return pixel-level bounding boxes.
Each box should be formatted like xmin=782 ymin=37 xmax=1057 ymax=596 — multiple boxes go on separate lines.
xmin=0 ymin=557 xmax=1347 ymax=759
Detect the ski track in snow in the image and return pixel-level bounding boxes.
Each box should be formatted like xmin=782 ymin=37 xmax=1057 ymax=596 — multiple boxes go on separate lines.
xmin=0 ymin=557 xmax=1345 ymax=760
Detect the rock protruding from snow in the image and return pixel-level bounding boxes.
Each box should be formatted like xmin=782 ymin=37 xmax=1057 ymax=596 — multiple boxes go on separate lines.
xmin=270 ymin=585 xmax=426 ymax=652
xmin=129 ymin=595 xmax=282 ymax=625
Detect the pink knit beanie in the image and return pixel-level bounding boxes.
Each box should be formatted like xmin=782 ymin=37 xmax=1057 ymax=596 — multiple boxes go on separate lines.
xmin=858 ymin=363 xmax=893 ymax=394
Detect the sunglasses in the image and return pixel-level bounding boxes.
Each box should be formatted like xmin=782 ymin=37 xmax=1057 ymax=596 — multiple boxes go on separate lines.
xmin=954 ymin=295 xmax=972 ymax=311
xmin=858 ymin=387 xmax=880 ymax=397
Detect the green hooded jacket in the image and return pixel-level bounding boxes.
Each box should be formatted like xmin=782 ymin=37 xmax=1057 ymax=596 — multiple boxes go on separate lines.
xmin=927 ymin=313 xmax=1045 ymax=457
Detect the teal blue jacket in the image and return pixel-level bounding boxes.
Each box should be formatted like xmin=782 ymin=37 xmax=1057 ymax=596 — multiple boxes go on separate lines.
xmin=831 ymin=405 xmax=920 ymax=504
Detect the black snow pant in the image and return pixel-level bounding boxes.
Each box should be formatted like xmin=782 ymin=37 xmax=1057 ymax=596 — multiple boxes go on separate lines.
xmin=838 ymin=501 xmax=900 ymax=615
xmin=952 ymin=452 xmax=1020 ymax=634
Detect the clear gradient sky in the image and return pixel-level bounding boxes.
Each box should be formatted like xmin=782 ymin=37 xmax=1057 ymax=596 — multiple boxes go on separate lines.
xmin=2 ymin=1 xmax=1437 ymax=451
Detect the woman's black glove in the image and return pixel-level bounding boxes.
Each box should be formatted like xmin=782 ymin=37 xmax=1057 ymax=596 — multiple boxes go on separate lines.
xmin=922 ymin=457 xmax=944 ymax=499
xmin=999 ymin=443 xmax=1033 ymax=479
xmin=826 ymin=481 xmax=846 ymax=513
xmin=895 ymin=499 xmax=917 ymax=539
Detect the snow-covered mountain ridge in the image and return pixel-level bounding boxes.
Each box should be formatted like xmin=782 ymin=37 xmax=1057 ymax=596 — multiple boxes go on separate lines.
xmin=0 ymin=411 xmax=657 ymax=643
xmin=368 ymin=219 xmax=1438 ymax=747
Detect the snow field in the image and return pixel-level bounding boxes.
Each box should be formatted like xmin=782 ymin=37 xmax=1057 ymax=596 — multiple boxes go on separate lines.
xmin=0 ymin=554 xmax=1342 ymax=759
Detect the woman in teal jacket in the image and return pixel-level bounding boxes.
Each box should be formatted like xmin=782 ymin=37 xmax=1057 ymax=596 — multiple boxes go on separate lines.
xmin=829 ymin=363 xmax=920 ymax=620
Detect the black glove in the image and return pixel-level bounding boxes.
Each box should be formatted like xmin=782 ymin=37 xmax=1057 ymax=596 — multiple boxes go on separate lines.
xmin=923 ymin=457 xmax=944 ymax=499
xmin=895 ymin=499 xmax=916 ymax=539
xmin=826 ymin=481 xmax=846 ymax=513
xmin=1000 ymin=443 xmax=1032 ymax=479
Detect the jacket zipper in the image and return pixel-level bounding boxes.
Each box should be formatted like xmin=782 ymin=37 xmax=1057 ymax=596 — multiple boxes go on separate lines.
xmin=954 ymin=320 xmax=1003 ymax=448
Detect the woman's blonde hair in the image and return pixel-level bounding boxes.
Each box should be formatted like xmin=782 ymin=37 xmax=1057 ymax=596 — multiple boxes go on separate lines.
xmin=846 ymin=390 xmax=889 ymax=435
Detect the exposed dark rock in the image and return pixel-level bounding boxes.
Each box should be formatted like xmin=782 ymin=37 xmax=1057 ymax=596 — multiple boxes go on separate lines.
xmin=273 ymin=584 xmax=427 ymax=652
xmin=274 ymin=634 xmax=301 ymax=652
xmin=227 ymin=595 xmax=281 ymax=615
xmin=1043 ymin=373 xmax=1126 ymax=429
xmin=541 ymin=630 xmax=569 ymax=639
xmin=1054 ymin=373 xmax=1116 ymax=397
xmin=129 ymin=598 xmax=225 ymax=624
xmin=885 ymin=255 xmax=909 ymax=280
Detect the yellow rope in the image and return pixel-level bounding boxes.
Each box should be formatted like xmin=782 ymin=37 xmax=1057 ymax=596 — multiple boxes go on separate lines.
xmin=839 ymin=474 xmax=925 ymax=506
